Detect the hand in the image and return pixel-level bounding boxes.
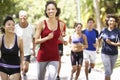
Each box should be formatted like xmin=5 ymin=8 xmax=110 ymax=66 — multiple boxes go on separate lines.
xmin=106 ymin=39 xmax=112 ymax=44
xmin=96 ymin=49 xmax=100 ymax=54
xmin=63 ymin=41 xmax=68 ymax=45
xmin=31 ymin=49 xmax=36 ymax=57
xmin=47 ymin=32 xmax=54 ymax=40
xmin=61 ymin=32 xmax=66 ymax=37
xmin=93 ymin=43 xmax=97 ymax=48
xmin=78 ymin=43 xmax=83 ymax=46
xmin=30 ymin=55 xmax=36 ymax=62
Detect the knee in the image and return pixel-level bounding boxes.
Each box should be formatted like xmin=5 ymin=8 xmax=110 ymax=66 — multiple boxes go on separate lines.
xmin=72 ymin=67 xmax=77 ymax=73
xmin=77 ymin=66 xmax=81 ymax=71
xmin=76 ymin=67 xmax=81 ymax=74
xmin=85 ymin=61 xmax=89 ymax=66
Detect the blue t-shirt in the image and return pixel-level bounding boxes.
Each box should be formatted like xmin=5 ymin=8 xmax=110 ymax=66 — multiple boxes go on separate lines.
xmin=99 ymin=28 xmax=120 ymax=55
xmin=83 ymin=29 xmax=98 ymax=51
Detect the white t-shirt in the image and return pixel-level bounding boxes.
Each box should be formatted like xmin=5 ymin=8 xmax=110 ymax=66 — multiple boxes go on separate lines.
xmin=15 ymin=23 xmax=35 ymax=56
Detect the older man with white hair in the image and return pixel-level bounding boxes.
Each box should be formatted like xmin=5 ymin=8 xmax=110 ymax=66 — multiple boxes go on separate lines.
xmin=15 ymin=10 xmax=36 ymax=80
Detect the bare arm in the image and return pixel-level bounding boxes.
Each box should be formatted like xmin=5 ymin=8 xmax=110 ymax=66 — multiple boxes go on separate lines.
xmin=61 ymin=23 xmax=66 ymax=37
xmin=59 ymin=22 xmax=67 ymax=45
xmin=106 ymin=39 xmax=120 ymax=46
xmin=68 ymin=36 xmax=72 ymax=44
xmin=83 ymin=34 xmax=88 ymax=49
xmin=67 ymin=35 xmax=72 ymax=48
xmin=31 ymin=26 xmax=36 ymax=56
xmin=18 ymin=37 xmax=24 ymax=71
xmin=32 ymin=38 xmax=36 ymax=56
xmin=96 ymin=38 xmax=102 ymax=53
xmin=35 ymin=21 xmax=53 ymax=44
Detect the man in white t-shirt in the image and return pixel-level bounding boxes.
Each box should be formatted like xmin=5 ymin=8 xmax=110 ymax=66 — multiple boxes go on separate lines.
xmin=15 ymin=10 xmax=35 ymax=80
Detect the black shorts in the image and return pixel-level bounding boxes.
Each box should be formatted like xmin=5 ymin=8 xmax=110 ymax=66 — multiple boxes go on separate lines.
xmin=71 ymin=51 xmax=83 ymax=65
xmin=24 ymin=55 xmax=31 ymax=62
xmin=58 ymin=44 xmax=63 ymax=56
xmin=0 ymin=66 xmax=20 ymax=75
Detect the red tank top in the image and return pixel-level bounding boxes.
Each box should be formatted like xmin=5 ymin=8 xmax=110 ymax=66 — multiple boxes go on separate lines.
xmin=37 ymin=20 xmax=60 ymax=62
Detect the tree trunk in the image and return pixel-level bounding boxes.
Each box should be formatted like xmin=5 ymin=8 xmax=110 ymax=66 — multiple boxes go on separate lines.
xmin=93 ymin=0 xmax=102 ymax=32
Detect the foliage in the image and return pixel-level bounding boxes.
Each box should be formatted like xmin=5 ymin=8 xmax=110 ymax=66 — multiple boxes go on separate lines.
xmin=0 ymin=0 xmax=76 ymax=28
xmin=57 ymin=0 xmax=76 ymax=28
xmin=0 ymin=0 xmax=20 ymax=26
xmin=80 ymin=0 xmax=94 ymax=27
xmin=15 ymin=0 xmax=50 ymax=23
xmin=1 ymin=0 xmax=120 ymax=29
xmin=99 ymin=0 xmax=120 ymax=26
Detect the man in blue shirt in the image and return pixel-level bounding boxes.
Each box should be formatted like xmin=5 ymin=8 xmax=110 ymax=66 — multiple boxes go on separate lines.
xmin=83 ymin=18 xmax=98 ymax=80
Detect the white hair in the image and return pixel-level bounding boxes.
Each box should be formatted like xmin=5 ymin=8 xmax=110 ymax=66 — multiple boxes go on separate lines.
xmin=19 ymin=10 xmax=27 ymax=17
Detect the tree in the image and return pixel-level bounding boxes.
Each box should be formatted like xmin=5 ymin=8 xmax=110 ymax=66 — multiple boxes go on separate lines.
xmin=0 ymin=0 xmax=20 ymax=26
xmin=93 ymin=0 xmax=102 ymax=32
xmin=1 ymin=0 xmax=120 ymax=29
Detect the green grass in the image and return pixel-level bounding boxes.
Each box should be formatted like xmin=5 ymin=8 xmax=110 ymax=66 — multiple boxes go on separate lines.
xmin=115 ymin=55 xmax=120 ymax=68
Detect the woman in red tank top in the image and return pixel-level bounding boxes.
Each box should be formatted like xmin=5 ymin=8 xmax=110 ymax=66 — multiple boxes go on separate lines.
xmin=35 ymin=1 xmax=65 ymax=80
